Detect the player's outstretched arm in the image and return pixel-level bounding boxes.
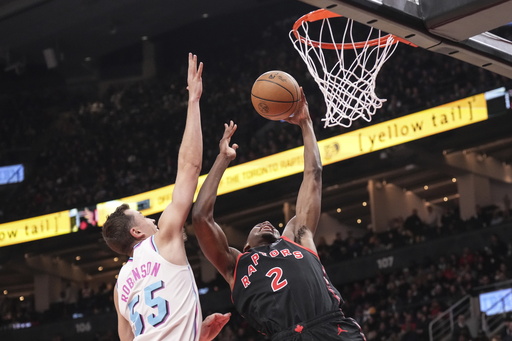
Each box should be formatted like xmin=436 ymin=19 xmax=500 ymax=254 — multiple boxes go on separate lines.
xmin=282 ymin=88 xmax=322 ymax=251
xmin=158 ymin=53 xmax=203 ymax=245
xmin=192 ymin=121 xmax=240 ymax=287
xmin=199 ymin=312 xmax=231 ymax=341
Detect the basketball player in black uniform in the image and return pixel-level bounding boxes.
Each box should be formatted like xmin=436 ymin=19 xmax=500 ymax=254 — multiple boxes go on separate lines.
xmin=192 ymin=88 xmax=366 ymax=340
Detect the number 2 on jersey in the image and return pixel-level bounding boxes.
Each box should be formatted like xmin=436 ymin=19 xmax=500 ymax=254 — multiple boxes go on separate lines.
xmin=266 ymin=267 xmax=288 ymax=292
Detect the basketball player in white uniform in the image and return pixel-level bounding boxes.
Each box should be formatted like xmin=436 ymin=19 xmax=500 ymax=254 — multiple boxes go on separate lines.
xmin=102 ymin=53 xmax=230 ymax=341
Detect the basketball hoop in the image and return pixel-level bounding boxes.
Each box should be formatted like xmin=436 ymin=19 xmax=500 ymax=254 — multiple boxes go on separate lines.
xmin=290 ymin=9 xmax=415 ymax=128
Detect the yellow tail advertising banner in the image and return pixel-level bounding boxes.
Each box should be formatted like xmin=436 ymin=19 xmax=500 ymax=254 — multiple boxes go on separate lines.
xmin=0 ymin=211 xmax=71 ymax=247
xmin=319 ymin=93 xmax=488 ymax=165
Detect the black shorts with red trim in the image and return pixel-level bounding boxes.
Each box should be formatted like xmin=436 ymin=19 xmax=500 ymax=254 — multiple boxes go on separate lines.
xmin=271 ymin=310 xmax=366 ymax=341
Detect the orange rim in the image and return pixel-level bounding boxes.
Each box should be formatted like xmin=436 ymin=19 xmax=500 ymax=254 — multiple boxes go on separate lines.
xmin=291 ymin=9 xmax=414 ymax=50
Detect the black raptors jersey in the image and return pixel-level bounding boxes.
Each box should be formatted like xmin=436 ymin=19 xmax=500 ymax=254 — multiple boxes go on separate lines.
xmin=232 ymin=236 xmax=344 ymax=337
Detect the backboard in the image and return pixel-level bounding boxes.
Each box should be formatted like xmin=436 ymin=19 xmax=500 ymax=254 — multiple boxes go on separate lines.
xmin=295 ymin=0 xmax=512 ymax=78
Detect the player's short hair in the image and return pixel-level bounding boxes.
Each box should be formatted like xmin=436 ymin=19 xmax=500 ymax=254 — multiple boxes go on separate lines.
xmin=102 ymin=204 xmax=136 ymax=256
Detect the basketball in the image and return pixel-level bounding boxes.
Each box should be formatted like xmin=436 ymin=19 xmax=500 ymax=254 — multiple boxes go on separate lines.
xmin=251 ymin=70 xmax=301 ymax=121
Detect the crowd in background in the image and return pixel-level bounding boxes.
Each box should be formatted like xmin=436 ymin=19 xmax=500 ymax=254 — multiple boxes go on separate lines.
xmin=1 ymin=4 xmax=512 ymax=341
xmin=1 ymin=209 xmax=511 ymax=341
xmin=1 ymin=8 xmax=510 ymax=223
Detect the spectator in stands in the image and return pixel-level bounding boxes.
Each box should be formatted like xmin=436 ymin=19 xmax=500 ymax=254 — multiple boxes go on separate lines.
xmin=503 ymin=194 xmax=511 ymax=220
xmin=490 ymin=208 xmax=505 ymax=226
xmin=330 ymin=231 xmax=348 ymax=261
xmin=474 ymin=204 xmax=492 ymax=228
xmin=414 ymin=309 xmax=430 ymax=341
xmin=502 ymin=320 xmax=512 ymax=341
xmin=404 ymin=209 xmax=425 ymax=243
xmin=382 ymin=219 xmax=408 ymax=249
xmin=424 ymin=205 xmax=441 ymax=238
xmin=346 ymin=230 xmax=364 ymax=258
xmin=458 ymin=247 xmax=476 ymax=267
xmin=452 ymin=314 xmax=472 ymax=340
xmin=316 ymin=235 xmax=332 ymax=263
xmin=488 ymin=233 xmax=509 ymax=261
xmin=399 ymin=312 xmax=418 ymax=341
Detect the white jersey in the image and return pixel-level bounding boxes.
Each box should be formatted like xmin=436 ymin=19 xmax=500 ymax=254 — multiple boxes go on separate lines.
xmin=116 ymin=236 xmax=202 ymax=341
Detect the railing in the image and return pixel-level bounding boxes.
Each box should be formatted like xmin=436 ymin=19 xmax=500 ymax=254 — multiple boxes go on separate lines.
xmin=429 ymin=295 xmax=471 ymax=341
xmin=429 ymin=281 xmax=512 ymax=341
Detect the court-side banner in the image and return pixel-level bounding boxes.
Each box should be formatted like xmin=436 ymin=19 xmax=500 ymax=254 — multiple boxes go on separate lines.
xmin=96 ymin=93 xmax=487 ymax=226
xmin=0 ymin=211 xmax=71 ymax=247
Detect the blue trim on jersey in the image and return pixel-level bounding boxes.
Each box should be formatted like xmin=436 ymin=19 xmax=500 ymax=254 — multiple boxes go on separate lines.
xmin=150 ymin=235 xmax=159 ymax=253
xmin=133 ymin=241 xmax=142 ymax=250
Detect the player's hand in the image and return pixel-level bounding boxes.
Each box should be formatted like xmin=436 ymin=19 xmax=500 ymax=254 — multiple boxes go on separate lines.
xmin=219 ymin=121 xmax=238 ymax=161
xmin=285 ymin=87 xmax=310 ymax=125
xmin=199 ymin=312 xmax=231 ymax=341
xmin=186 ymin=53 xmax=203 ymax=101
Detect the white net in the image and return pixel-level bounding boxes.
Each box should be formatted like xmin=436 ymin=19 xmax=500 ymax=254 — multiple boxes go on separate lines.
xmin=290 ymin=11 xmax=400 ymax=128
